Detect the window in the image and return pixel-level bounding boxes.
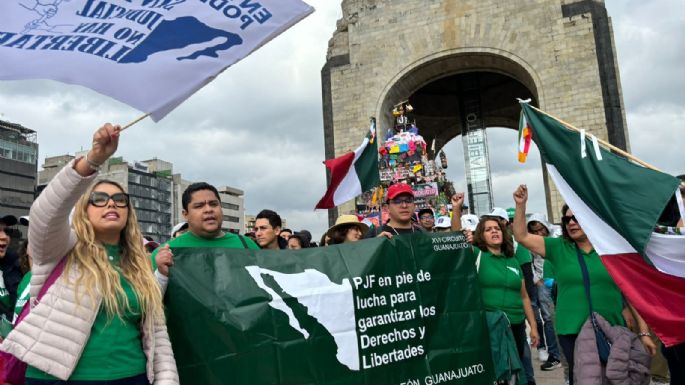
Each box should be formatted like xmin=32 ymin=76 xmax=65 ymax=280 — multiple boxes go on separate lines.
xmin=221 ymin=202 xmax=240 ymax=210
xmin=0 ymin=139 xmax=37 ymax=164
xmin=223 ymin=215 xmax=240 ymax=223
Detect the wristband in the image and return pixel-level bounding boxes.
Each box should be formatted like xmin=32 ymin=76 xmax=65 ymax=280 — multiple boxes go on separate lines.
xmin=85 ymin=152 xmax=102 ymax=171
xmin=637 ymin=332 xmax=651 ymax=338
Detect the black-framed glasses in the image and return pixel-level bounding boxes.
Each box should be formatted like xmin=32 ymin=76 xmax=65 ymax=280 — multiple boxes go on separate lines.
xmin=89 ymin=192 xmax=129 ymax=208
xmin=561 ymin=215 xmax=577 ymax=225
xmin=420 ymin=215 xmax=434 ymax=220
xmin=528 ymin=225 xmax=547 ymax=234
xmin=389 ymin=197 xmax=414 ymax=205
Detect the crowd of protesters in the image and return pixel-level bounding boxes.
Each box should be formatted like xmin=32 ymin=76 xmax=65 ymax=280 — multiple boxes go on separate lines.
xmin=0 ymin=123 xmax=681 ymax=385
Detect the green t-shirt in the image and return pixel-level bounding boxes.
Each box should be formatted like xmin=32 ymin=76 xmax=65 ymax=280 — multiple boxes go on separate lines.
xmin=151 ymin=231 xmax=260 ymax=269
xmin=13 ymin=272 xmax=31 ymax=322
xmin=477 ymin=249 xmax=525 ymax=324
xmin=514 ymin=243 xmax=532 ymax=266
xmin=544 ymin=237 xmax=624 ymax=335
xmin=27 ymin=244 xmax=147 ymax=381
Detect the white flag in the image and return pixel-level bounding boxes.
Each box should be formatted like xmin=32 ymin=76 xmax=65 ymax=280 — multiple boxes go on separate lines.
xmin=0 ymin=0 xmax=314 ymax=121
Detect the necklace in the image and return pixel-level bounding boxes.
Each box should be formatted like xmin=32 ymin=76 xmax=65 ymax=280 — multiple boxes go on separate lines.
xmin=388 ymin=225 xmax=415 ymax=235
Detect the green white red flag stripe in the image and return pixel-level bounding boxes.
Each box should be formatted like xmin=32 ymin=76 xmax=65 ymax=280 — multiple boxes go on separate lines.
xmin=315 ymin=121 xmax=380 ymax=210
xmin=521 ymin=102 xmax=685 ymax=346
xmin=518 ymin=111 xmax=532 ymax=163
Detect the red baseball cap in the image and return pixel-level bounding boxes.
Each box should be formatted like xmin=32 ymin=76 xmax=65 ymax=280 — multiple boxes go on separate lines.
xmin=387 ymin=183 xmax=414 ymax=201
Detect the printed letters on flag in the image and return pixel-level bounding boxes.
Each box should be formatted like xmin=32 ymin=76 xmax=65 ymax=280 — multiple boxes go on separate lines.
xmin=0 ymin=0 xmax=313 ymax=120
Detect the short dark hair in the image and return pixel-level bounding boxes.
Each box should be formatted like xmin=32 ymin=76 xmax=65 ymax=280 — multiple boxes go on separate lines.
xmin=418 ymin=208 xmax=434 ymax=218
xmin=288 ymin=233 xmax=307 ymax=248
xmin=561 ymin=204 xmax=572 ymax=242
xmin=256 ymin=209 xmax=282 ymax=229
xmin=182 ymin=182 xmax=220 ymax=211
xmin=280 ymin=228 xmax=292 ymax=235
xmin=18 ymin=239 xmax=30 ymax=275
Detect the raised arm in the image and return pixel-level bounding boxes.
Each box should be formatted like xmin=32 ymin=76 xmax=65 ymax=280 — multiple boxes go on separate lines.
xmin=521 ymin=279 xmax=539 ymax=348
xmin=512 ymin=185 xmax=546 ymax=257
xmin=29 ymin=124 xmax=120 ymax=265
xmin=450 ymin=193 xmax=464 ymax=232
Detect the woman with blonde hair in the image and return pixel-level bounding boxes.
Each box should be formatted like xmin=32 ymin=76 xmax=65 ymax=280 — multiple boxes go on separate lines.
xmin=1 ymin=124 xmax=178 ymax=385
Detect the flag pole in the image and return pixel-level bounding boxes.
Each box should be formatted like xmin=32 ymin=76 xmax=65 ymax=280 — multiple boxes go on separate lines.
xmin=120 ymin=113 xmax=150 ymax=132
xmin=528 ymin=105 xmax=662 ymax=172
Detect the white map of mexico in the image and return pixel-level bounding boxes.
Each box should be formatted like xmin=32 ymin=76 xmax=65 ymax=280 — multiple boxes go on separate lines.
xmin=244 ymin=266 xmax=360 ymax=371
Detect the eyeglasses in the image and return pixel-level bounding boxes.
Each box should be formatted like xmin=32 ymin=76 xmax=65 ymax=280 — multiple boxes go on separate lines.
xmin=561 ymin=215 xmax=578 ymax=226
xmin=389 ymin=197 xmax=414 ymax=205
xmin=89 ymin=192 xmax=129 ymax=208
xmin=420 ymin=215 xmax=434 ymax=220
xmin=528 ymin=225 xmax=547 ymax=234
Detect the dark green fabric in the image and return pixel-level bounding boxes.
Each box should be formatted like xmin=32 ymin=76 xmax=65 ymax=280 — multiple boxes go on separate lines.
xmin=485 ymin=311 xmax=526 ymax=385
xmin=165 ymin=232 xmax=495 ymax=385
xmin=522 ymin=103 xmax=680 ymax=255
xmin=514 ymin=243 xmax=532 ymax=265
xmin=354 ymin=129 xmax=381 ymax=191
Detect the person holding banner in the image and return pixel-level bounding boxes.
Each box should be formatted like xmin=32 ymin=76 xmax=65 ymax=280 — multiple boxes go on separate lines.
xmin=472 ymin=216 xmax=540 ymax=374
xmin=0 ymin=123 xmax=179 ymax=385
xmin=511 ymin=184 xmax=656 ymax=385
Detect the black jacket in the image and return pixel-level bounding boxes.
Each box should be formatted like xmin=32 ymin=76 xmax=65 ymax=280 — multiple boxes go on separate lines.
xmin=0 ymin=250 xmax=23 ymax=319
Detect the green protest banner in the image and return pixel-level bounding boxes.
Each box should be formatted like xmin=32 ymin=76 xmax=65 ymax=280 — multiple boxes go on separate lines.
xmin=165 ymin=232 xmax=495 ymax=385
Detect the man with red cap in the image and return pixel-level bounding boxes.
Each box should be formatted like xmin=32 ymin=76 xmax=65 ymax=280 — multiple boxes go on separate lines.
xmin=377 ymin=183 xmax=424 ymax=237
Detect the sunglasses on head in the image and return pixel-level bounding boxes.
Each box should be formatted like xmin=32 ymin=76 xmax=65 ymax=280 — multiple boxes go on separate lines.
xmin=561 ymin=215 xmax=578 ymax=225
xmin=389 ymin=196 xmax=414 ymax=205
xmin=89 ymin=192 xmax=129 ymax=208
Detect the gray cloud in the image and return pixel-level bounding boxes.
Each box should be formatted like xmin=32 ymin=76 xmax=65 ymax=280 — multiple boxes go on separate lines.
xmin=0 ymin=0 xmax=681 ymax=241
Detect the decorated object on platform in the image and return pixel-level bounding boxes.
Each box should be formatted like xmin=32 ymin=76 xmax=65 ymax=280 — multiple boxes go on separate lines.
xmin=166 ymin=233 xmax=495 ymax=385
xmin=358 ymin=103 xmax=455 ymax=218
xmin=0 ymin=0 xmax=313 ymax=121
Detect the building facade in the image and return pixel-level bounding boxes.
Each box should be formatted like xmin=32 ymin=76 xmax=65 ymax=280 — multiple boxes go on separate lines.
xmin=39 ymin=154 xmax=174 ymax=242
xmin=39 ymin=154 xmax=246 ymax=241
xmin=0 ymin=120 xmax=38 ymax=241
xmin=217 ymin=186 xmax=244 ymax=234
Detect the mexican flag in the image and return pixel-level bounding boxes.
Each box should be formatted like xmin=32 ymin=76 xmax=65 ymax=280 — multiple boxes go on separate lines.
xmin=315 ymin=120 xmax=380 ymax=209
xmin=520 ymin=102 xmax=685 ymax=347
xmin=518 ymin=111 xmax=532 ymax=163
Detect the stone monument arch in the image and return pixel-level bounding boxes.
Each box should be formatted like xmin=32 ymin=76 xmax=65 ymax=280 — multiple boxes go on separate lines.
xmin=322 ymin=0 xmax=629 ymax=223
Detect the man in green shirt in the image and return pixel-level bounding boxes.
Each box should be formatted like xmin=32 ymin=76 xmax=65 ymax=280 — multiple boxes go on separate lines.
xmin=153 ymin=182 xmax=259 ymax=292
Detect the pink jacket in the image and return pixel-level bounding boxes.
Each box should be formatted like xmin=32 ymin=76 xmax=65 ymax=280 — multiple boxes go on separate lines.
xmin=0 ymin=159 xmax=179 ymax=384
xmin=574 ymin=312 xmax=651 ymax=385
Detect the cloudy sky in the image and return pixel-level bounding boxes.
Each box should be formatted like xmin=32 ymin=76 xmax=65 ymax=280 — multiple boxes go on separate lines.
xmin=1 ymin=0 xmax=683 ymax=240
